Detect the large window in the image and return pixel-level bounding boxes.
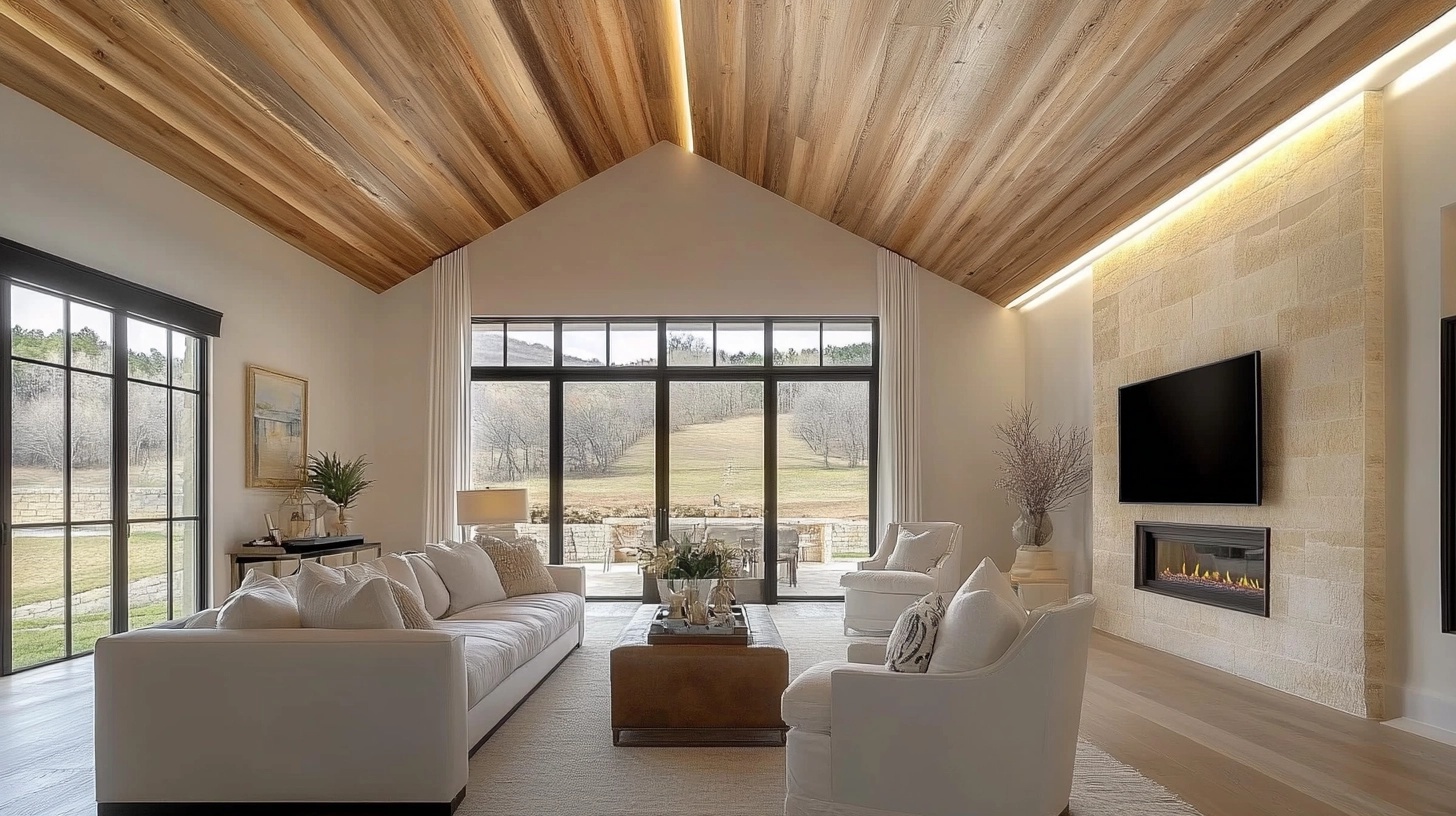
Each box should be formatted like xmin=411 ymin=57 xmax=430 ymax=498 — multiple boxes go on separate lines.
xmin=470 ymin=318 xmax=875 ymax=600
xmin=2 ymin=239 xmax=215 ymax=674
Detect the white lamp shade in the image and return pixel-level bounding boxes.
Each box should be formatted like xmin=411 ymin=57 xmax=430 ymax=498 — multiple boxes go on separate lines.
xmin=456 ymin=488 xmax=529 ymax=525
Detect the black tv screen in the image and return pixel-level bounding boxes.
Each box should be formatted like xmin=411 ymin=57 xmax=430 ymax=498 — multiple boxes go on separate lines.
xmin=1118 ymin=352 xmax=1262 ymax=505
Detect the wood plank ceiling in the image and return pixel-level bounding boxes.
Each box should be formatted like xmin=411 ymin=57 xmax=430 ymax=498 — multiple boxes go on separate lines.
xmin=0 ymin=1 xmax=1449 ymax=303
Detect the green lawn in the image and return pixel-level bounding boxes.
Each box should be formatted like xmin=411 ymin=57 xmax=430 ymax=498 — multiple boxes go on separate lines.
xmin=10 ymin=530 xmax=167 ymax=606
xmin=11 ymin=602 xmax=166 ymax=669
xmin=535 ymin=414 xmax=868 ymax=519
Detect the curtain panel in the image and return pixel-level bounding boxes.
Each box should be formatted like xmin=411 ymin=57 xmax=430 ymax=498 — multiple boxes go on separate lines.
xmin=877 ymin=247 xmax=922 ymax=534
xmin=423 ymin=247 xmax=471 ymax=544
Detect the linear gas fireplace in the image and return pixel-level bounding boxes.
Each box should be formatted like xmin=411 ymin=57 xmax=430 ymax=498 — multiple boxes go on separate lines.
xmin=1134 ymin=522 xmax=1270 ymax=616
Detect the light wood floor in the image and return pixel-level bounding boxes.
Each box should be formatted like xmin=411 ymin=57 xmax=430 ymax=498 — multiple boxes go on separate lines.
xmin=1 ymin=609 xmax=1453 ymax=816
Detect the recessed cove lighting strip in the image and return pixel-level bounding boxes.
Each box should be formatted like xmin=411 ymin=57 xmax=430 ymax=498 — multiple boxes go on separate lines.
xmin=1014 ymin=8 xmax=1456 ymax=311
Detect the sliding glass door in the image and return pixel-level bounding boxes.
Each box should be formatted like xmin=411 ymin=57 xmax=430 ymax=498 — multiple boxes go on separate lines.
xmin=3 ymin=276 xmax=209 ymax=674
xmin=469 ymin=318 xmax=875 ymax=601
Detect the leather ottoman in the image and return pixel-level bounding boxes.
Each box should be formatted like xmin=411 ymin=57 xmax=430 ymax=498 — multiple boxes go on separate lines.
xmin=610 ymin=603 xmax=789 ymax=746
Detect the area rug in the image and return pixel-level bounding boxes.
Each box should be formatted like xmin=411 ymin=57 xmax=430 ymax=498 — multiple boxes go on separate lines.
xmin=459 ymin=607 xmax=1202 ymax=816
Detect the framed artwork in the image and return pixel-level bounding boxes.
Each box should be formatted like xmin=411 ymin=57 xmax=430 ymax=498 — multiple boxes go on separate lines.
xmin=246 ymin=365 xmax=309 ymax=489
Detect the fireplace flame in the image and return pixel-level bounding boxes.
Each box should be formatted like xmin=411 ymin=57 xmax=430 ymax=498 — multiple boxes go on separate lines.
xmin=1160 ymin=561 xmax=1263 ymax=592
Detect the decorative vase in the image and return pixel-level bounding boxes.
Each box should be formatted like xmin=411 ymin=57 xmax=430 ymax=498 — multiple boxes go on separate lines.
xmin=708 ymin=578 xmax=735 ymax=617
xmin=657 ymin=579 xmax=687 ymax=618
xmin=331 ymin=507 xmax=352 ymax=536
xmin=1011 ymin=508 xmax=1053 ymax=548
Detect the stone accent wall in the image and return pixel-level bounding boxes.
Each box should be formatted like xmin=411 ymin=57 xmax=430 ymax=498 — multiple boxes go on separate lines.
xmin=1091 ymin=93 xmax=1385 ymax=717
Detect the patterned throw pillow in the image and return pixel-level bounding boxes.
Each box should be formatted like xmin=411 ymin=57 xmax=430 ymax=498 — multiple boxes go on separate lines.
xmin=384 ymin=576 xmax=437 ymax=630
xmin=884 ymin=592 xmax=946 ymax=673
xmin=474 ymin=535 xmax=557 ymax=597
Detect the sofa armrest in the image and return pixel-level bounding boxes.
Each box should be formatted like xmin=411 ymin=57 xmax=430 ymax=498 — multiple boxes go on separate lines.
xmin=547 ymin=564 xmax=586 ymax=597
xmin=95 ymin=628 xmax=468 ymax=806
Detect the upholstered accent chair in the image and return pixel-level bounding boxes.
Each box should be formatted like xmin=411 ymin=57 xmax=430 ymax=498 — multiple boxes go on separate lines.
xmin=841 ymin=522 xmax=963 ymax=635
xmin=783 ymin=595 xmax=1097 ymax=816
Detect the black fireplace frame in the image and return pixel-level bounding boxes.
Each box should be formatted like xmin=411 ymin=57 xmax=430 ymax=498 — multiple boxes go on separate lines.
xmin=1134 ymin=522 xmax=1271 ymax=617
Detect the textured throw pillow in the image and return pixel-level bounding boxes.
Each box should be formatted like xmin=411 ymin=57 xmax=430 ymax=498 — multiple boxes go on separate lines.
xmin=928 ymin=589 xmax=1025 ymax=674
xmin=385 ymin=577 xmax=436 ymax=630
xmin=295 ymin=561 xmax=405 ymax=629
xmin=426 ymin=540 xmax=508 ymax=615
xmin=885 ymin=529 xmax=948 ymax=573
xmin=474 ymin=535 xmax=557 ymax=597
xmin=884 ymin=592 xmax=946 ymax=673
xmin=960 ymin=556 xmax=1025 ymax=614
xmin=216 ymin=571 xmax=300 ymax=629
xmin=405 ymin=552 xmax=451 ymax=619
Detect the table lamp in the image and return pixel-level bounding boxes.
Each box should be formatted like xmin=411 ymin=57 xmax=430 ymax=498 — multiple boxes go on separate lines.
xmin=456 ymin=488 xmax=529 ymax=540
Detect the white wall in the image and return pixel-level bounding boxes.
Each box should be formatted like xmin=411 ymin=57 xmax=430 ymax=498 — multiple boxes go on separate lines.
xmin=372 ymin=142 xmax=1026 ymax=564
xmin=1385 ymin=57 xmax=1456 ymax=733
xmin=916 ymin=269 xmax=1026 ymax=576
xmin=1021 ymin=275 xmax=1094 ymax=593
xmin=0 ymin=86 xmax=381 ymax=605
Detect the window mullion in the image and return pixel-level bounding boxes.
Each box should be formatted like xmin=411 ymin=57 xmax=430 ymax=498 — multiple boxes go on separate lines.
xmin=112 ymin=315 xmax=129 ymax=632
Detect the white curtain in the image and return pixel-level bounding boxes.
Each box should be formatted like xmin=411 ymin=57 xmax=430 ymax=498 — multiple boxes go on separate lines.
xmin=423 ymin=247 xmax=471 ymax=544
xmin=877 ymin=247 xmax=922 ymax=533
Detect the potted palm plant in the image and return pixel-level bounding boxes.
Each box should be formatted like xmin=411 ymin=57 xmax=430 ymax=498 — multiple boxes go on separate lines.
xmin=306 ymin=452 xmax=374 ymax=535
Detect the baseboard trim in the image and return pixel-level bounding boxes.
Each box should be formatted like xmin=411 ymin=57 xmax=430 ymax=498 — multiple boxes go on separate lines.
xmin=469 ymin=643 xmax=579 ymax=757
xmin=98 ymin=786 xmax=467 ymax=815
xmin=1384 ymin=716 xmax=1456 ymax=748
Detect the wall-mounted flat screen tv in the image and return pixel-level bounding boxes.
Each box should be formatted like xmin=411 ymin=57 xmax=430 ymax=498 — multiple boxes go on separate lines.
xmin=1118 ymin=351 xmax=1262 ymax=505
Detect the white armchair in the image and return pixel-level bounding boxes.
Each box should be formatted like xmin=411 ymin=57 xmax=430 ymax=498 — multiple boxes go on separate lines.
xmin=783 ymin=595 xmax=1097 ymax=816
xmin=841 ymin=522 xmax=963 ymax=635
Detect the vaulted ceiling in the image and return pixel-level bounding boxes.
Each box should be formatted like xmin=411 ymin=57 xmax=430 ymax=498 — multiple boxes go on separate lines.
xmin=0 ymin=1 xmax=1449 ymax=304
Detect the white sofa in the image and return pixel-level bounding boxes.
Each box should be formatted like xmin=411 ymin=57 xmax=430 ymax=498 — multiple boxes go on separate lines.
xmin=841 ymin=522 xmax=964 ymax=635
xmin=94 ymin=564 xmax=586 ymax=814
xmin=783 ymin=595 xmax=1097 ymax=816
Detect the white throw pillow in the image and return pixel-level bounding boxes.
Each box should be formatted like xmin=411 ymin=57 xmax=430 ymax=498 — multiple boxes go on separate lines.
xmin=216 ymin=571 xmax=300 ymax=630
xmin=884 ymin=592 xmax=946 ymax=673
xmin=295 ymin=561 xmax=405 ymax=629
xmin=376 ymin=552 xmax=425 ymax=604
xmin=928 ymin=589 xmax=1025 ymax=674
xmin=406 ymin=552 xmax=451 ymax=619
xmin=884 ymin=529 xmax=948 ymax=573
xmin=426 ymin=540 xmax=508 ymax=615
xmin=960 ymin=556 xmax=1024 ymax=613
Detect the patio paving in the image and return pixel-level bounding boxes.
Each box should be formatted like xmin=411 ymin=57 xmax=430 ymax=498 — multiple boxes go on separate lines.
xmin=578 ymin=559 xmax=855 ymax=598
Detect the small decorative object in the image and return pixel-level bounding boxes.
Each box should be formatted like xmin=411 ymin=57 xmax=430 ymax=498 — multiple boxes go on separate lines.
xmin=313 ymin=497 xmax=341 ymax=537
xmin=246 ymin=365 xmax=308 ymax=489
xmin=992 ymin=403 xmax=1092 ymax=580
xmin=708 ymin=579 xmax=735 ymax=617
xmin=263 ymin=513 xmax=283 ymax=546
xmin=664 ymin=584 xmax=688 ymax=619
xmin=307 ymin=452 xmax=373 ymax=535
xmin=688 ymin=599 xmax=710 ymax=626
xmin=277 ymin=485 xmax=316 ymax=541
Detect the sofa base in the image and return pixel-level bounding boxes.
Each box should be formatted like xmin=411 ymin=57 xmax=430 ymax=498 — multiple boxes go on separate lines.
xmin=99 ymin=786 xmax=467 ymax=816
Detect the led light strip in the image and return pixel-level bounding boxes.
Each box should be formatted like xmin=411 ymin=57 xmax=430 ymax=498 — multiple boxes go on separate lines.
xmin=670 ymin=0 xmax=695 ymax=153
xmin=1013 ymin=8 xmax=1456 ymax=311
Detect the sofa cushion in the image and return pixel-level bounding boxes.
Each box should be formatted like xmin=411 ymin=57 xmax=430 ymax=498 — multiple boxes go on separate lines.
xmin=884 ymin=592 xmax=945 ymax=673
xmin=884 ymin=529 xmax=948 ymax=573
xmin=405 ymin=553 xmax=451 ymax=619
xmin=959 ymin=556 xmax=1024 ymax=613
xmin=217 ymin=571 xmax=300 ymax=630
xmin=375 ymin=553 xmax=425 ymax=605
xmin=426 ymin=540 xmax=507 ymax=614
xmin=783 ymin=660 xmax=894 ymax=735
xmin=928 ymin=589 xmax=1024 ymax=674
xmin=839 ymin=569 xmax=937 ymax=595
xmin=296 ymin=562 xmax=405 ymax=630
xmin=474 ymin=535 xmax=557 ymax=597
xmin=437 ymin=592 xmax=584 ymax=706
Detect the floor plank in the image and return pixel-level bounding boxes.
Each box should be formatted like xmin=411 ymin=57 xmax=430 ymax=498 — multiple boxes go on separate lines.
xmin=2 ymin=613 xmax=1454 ymax=815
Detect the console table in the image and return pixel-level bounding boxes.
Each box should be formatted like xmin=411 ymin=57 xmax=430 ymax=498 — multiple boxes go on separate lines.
xmin=227 ymin=541 xmax=383 ymax=590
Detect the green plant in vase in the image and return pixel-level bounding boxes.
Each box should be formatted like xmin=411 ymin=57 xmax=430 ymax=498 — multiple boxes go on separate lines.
xmin=306 ymin=452 xmax=374 ymax=536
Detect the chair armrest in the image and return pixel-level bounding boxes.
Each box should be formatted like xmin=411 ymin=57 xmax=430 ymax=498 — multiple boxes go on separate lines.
xmin=856 ymin=551 xmax=891 ymax=571
xmin=95 ymin=628 xmax=467 ymax=805
xmin=926 ymin=561 xmax=962 ymax=594
xmin=547 ymin=564 xmax=586 ymax=597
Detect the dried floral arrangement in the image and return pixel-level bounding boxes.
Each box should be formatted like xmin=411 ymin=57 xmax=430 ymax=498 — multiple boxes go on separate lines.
xmin=993 ymin=403 xmax=1092 ymax=516
xmin=639 ymin=534 xmax=742 ymax=579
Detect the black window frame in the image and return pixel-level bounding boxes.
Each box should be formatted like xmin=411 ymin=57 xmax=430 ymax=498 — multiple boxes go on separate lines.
xmin=469 ymin=317 xmax=878 ymax=602
xmin=1 ymin=238 xmax=215 ymax=675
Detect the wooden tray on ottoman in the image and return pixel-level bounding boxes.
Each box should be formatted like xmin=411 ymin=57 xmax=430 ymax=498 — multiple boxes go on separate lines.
xmin=610 ymin=603 xmax=788 ymax=747
xmin=647 ymin=605 xmax=751 ymax=645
